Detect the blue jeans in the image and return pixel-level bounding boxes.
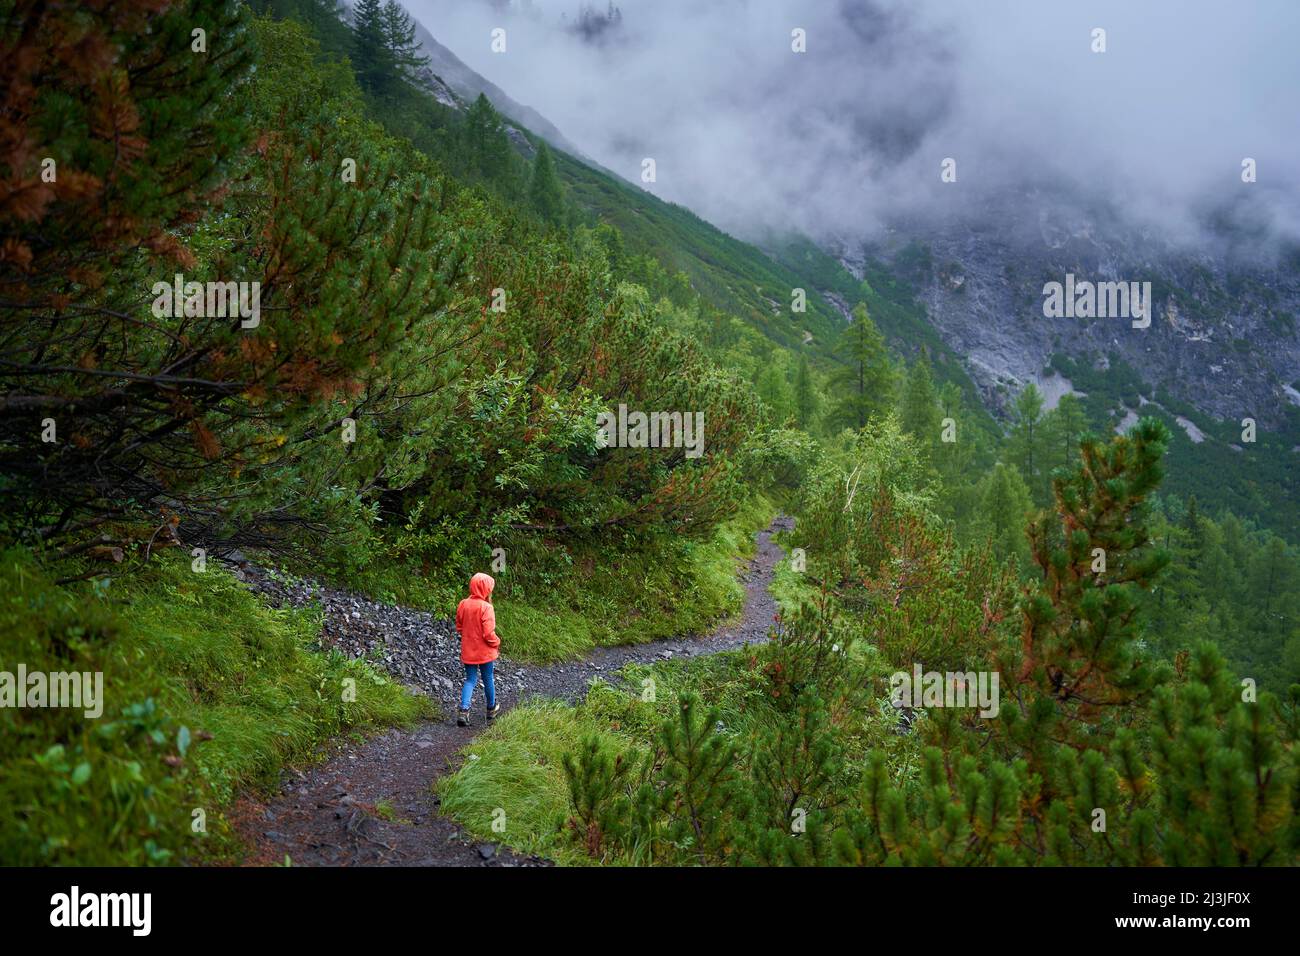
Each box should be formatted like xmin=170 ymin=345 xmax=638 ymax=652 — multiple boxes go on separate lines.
xmin=460 ymin=662 xmax=496 ymax=711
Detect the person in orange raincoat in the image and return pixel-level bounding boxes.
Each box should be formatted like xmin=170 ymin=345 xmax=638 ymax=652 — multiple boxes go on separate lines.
xmin=455 ymin=572 xmax=501 ymax=726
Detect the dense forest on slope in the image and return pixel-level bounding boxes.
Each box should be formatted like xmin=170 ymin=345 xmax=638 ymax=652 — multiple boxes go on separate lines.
xmin=0 ymin=0 xmax=1296 ymax=866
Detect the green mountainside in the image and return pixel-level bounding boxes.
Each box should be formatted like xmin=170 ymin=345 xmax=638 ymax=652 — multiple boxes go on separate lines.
xmin=1 ymin=0 xmax=1295 ymax=869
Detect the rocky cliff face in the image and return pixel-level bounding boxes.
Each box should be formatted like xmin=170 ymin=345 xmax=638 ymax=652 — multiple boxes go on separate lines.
xmin=405 ymin=13 xmax=586 ymax=160
xmin=342 ymin=0 xmax=580 ymax=161
xmin=838 ymin=192 xmax=1300 ymax=428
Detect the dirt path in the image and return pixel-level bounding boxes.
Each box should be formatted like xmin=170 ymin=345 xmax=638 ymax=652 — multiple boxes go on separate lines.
xmin=233 ymin=516 xmax=790 ymax=867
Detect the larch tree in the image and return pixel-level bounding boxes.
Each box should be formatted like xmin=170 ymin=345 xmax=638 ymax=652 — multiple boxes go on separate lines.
xmin=975 ymin=462 xmax=1032 ymax=569
xmin=1006 ymin=382 xmax=1048 ymax=504
xmin=461 ymin=94 xmax=513 ymax=186
xmin=528 ymin=140 xmax=565 ymax=226
xmin=828 ymin=303 xmax=896 ymax=432
xmin=899 ymin=351 xmax=942 ymax=453
xmin=350 ymin=0 xmax=392 ymax=94
xmin=380 ymin=0 xmax=429 ymax=86
xmin=1048 ymin=390 xmax=1089 ymax=475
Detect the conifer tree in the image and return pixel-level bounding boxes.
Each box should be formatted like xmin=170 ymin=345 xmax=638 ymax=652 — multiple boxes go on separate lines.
xmin=256 ymin=0 xmax=356 ymax=52
xmin=1141 ymin=499 xmax=1209 ymax=651
xmin=899 ymin=352 xmax=942 ymax=453
xmin=748 ymin=691 xmax=844 ymax=833
xmin=1011 ymin=418 xmax=1173 ymax=748
xmin=380 ymin=0 xmax=429 ymax=86
xmin=1 ymin=10 xmax=481 ymax=550
xmin=933 ymin=380 xmax=974 ymax=501
xmin=0 ymin=0 xmax=254 ymax=540
xmin=561 ymin=734 xmax=636 ymax=859
xmin=461 ymin=93 xmax=514 ymax=186
xmin=1197 ymin=519 xmax=1244 ymax=615
xmin=1139 ymin=644 xmax=1296 ymax=865
xmin=975 ymin=462 xmax=1032 ymax=569
xmin=1247 ymin=535 xmax=1295 ymax=630
xmin=755 ymin=360 xmax=795 ymax=423
xmin=350 ymin=0 xmax=392 ymax=94
xmin=1048 ymin=391 xmax=1088 ymax=475
xmin=828 ymin=303 xmax=896 ymax=431
xmin=1182 ymin=494 xmax=1205 ymax=564
xmin=658 ymin=693 xmax=746 ymax=864
xmin=528 ymin=140 xmax=565 ymax=225
xmin=1006 ymin=382 xmax=1048 ymax=504
xmin=938 ymin=380 xmax=962 ymax=424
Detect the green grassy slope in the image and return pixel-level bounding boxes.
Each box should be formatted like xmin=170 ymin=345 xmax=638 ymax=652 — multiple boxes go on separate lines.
xmin=0 ymin=550 xmax=427 ymax=864
xmin=551 ymin=150 xmax=1000 ymax=441
xmin=552 ymin=150 xmax=843 ymax=353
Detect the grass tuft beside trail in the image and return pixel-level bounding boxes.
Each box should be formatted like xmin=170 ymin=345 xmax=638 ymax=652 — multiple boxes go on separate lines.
xmin=435 ymin=699 xmax=610 ymax=865
xmin=0 ymin=549 xmax=428 ymax=866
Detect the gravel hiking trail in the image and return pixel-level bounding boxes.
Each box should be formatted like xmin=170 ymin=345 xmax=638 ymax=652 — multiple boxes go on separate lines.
xmin=232 ymin=516 xmax=791 ymax=867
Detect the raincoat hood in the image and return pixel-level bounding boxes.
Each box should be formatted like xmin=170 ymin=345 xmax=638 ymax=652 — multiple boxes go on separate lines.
xmin=469 ymin=572 xmax=495 ymax=601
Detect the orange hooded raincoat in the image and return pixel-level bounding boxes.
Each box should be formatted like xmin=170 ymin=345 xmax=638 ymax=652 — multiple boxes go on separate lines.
xmin=456 ymin=572 xmax=501 ymax=665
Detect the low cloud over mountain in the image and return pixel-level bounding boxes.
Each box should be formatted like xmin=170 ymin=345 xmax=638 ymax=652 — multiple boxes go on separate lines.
xmin=407 ymin=0 xmax=1300 ymax=253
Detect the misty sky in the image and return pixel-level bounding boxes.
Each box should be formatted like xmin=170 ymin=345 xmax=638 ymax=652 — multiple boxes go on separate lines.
xmin=405 ymin=0 xmax=1300 ymax=248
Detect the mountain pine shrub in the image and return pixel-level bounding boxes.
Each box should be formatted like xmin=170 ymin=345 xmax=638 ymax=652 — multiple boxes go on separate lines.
xmin=561 ymin=419 xmax=1298 ymax=865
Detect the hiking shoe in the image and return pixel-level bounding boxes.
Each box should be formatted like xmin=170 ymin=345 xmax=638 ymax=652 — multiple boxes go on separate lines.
xmin=457 ymin=709 xmax=470 ymax=727
xmin=486 ymin=703 xmax=501 ymax=722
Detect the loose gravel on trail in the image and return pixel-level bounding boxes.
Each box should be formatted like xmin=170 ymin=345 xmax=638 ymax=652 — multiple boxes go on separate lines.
xmin=231 ymin=516 xmax=790 ymax=867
